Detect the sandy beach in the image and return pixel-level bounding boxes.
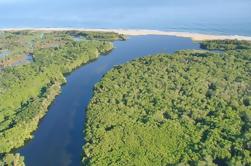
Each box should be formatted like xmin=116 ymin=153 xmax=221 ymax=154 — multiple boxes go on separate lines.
xmin=1 ymin=28 xmax=251 ymax=41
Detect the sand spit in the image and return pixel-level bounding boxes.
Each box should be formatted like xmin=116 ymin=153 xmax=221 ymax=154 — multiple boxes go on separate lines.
xmin=1 ymin=28 xmax=251 ymax=41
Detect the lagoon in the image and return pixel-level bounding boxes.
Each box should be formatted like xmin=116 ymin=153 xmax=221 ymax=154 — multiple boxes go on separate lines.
xmin=18 ymin=35 xmax=201 ymax=166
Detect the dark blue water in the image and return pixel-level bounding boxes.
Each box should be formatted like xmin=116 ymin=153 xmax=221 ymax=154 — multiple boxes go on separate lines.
xmin=18 ymin=35 xmax=201 ymax=166
xmin=0 ymin=0 xmax=251 ymax=36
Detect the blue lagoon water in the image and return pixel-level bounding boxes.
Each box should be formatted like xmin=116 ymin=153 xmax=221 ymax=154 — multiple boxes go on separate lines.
xmin=0 ymin=0 xmax=251 ymax=36
xmin=1 ymin=0 xmax=250 ymax=165
xmin=0 ymin=0 xmax=247 ymax=166
xmin=18 ymin=35 xmax=201 ymax=166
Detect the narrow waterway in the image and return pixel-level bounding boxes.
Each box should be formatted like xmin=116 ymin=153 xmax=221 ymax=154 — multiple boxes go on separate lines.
xmin=18 ymin=35 xmax=201 ymax=166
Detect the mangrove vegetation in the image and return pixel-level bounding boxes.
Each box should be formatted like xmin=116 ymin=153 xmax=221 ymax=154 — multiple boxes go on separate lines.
xmin=84 ymin=40 xmax=251 ymax=165
xmin=0 ymin=30 xmax=124 ymax=164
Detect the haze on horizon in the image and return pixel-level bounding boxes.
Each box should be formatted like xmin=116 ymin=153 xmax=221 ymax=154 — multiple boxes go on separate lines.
xmin=0 ymin=0 xmax=251 ymax=35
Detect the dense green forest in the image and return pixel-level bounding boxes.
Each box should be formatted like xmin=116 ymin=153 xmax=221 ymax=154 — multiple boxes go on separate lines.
xmin=200 ymin=39 xmax=251 ymax=50
xmin=0 ymin=30 xmax=124 ymax=68
xmin=0 ymin=154 xmax=24 ymax=166
xmin=0 ymin=30 xmax=124 ymax=164
xmin=84 ymin=40 xmax=251 ymax=165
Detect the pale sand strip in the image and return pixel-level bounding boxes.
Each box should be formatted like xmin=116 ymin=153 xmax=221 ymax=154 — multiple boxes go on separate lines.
xmin=1 ymin=28 xmax=251 ymax=41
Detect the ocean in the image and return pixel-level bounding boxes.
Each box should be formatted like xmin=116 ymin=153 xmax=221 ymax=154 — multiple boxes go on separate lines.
xmin=0 ymin=0 xmax=251 ymax=36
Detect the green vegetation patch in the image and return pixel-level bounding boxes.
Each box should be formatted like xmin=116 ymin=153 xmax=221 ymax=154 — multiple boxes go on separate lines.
xmin=200 ymin=39 xmax=251 ymax=50
xmin=84 ymin=42 xmax=251 ymax=165
xmin=0 ymin=153 xmax=24 ymax=166
xmin=0 ymin=31 xmax=123 ymax=164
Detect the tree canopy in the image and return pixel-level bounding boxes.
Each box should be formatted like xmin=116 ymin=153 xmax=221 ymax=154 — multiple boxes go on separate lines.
xmin=83 ymin=40 xmax=251 ymax=165
xmin=0 ymin=30 xmax=124 ymax=164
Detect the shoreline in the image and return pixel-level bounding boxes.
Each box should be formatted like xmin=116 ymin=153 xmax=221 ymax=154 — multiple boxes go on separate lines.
xmin=1 ymin=28 xmax=251 ymax=41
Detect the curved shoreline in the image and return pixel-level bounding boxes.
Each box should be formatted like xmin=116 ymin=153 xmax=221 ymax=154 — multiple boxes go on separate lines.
xmin=1 ymin=28 xmax=251 ymax=41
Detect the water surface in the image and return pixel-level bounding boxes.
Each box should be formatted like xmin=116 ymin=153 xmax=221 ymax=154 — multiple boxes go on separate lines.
xmin=18 ymin=35 xmax=201 ymax=166
xmin=12 ymin=53 xmax=34 ymax=66
xmin=0 ymin=0 xmax=251 ymax=36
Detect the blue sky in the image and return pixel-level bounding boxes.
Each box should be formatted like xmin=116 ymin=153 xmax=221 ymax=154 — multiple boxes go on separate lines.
xmin=1 ymin=0 xmax=250 ymax=21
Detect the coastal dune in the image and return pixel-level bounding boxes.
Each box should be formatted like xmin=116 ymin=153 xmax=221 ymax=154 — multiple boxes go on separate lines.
xmin=1 ymin=28 xmax=251 ymax=41
xmin=86 ymin=29 xmax=251 ymax=41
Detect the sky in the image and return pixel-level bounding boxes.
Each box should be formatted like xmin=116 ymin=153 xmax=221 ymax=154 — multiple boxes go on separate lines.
xmin=0 ymin=0 xmax=251 ymax=35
